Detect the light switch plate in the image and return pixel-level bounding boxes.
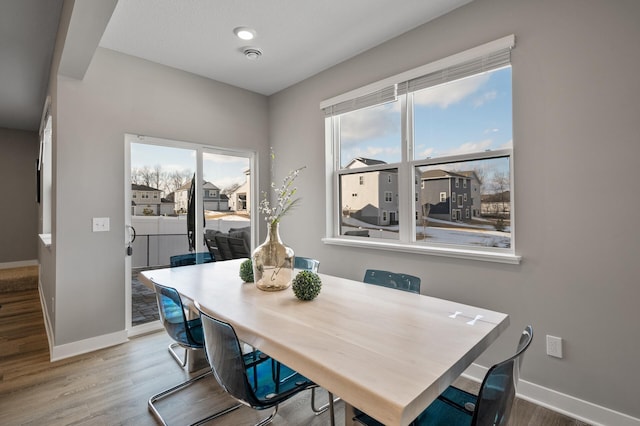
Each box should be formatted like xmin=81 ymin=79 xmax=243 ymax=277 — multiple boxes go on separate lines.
xmin=92 ymin=217 xmax=110 ymax=232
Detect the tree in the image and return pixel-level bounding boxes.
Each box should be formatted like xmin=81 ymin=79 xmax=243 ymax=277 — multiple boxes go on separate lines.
xmin=490 ymin=170 xmax=510 ymax=216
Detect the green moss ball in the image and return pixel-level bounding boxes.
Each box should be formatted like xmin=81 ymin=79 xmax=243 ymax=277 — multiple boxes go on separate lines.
xmin=292 ymin=270 xmax=322 ymax=301
xmin=239 ymin=259 xmax=254 ymax=282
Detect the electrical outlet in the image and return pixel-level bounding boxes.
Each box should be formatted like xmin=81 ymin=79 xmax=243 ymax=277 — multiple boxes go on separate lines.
xmin=546 ymin=335 xmax=563 ymax=358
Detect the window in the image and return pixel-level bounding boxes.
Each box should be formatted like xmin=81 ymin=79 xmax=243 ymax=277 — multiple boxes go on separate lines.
xmin=322 ymin=35 xmax=519 ymax=263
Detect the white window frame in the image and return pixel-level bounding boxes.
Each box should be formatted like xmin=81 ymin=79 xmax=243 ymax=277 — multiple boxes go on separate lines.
xmin=321 ymin=35 xmax=520 ymax=264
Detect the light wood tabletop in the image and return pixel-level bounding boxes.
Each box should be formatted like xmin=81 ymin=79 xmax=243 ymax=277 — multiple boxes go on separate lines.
xmin=140 ymin=258 xmax=509 ymax=426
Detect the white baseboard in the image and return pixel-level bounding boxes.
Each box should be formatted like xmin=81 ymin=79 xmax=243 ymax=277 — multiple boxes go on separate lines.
xmin=0 ymin=259 xmax=38 ymax=269
xmin=38 ymin=283 xmax=55 ymax=359
xmin=463 ymin=363 xmax=640 ymax=426
xmin=50 ymin=329 xmax=128 ymax=362
xmin=128 ymin=320 xmax=163 ymax=337
xmin=37 ymin=281 xmax=129 ymax=362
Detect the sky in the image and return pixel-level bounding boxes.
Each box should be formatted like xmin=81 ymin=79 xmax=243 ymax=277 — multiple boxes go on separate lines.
xmin=339 ymin=66 xmax=513 ymax=167
xmin=130 ymin=143 xmax=249 ymax=190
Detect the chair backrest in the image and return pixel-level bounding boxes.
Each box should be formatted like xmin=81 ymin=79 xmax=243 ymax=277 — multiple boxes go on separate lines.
xmin=228 ymin=236 xmax=250 ymax=258
xmin=204 ymin=235 xmax=220 ymax=261
xmin=213 ymin=235 xmax=234 ymax=260
xmin=170 ymin=252 xmax=214 ymax=267
xmin=363 ymin=269 xmax=421 ymax=294
xmin=214 ymin=234 xmax=250 ymax=260
xmin=472 ymin=325 xmax=533 ymax=426
xmin=199 ymin=311 xmax=264 ymax=408
xmin=154 ymin=283 xmax=202 ymax=348
xmin=294 ymin=256 xmax=320 ymax=273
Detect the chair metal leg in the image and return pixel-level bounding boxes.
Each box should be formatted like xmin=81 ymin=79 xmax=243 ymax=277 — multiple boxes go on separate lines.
xmin=254 ymin=405 xmax=279 ymax=426
xmin=168 ymin=342 xmax=188 ymax=367
xmin=148 ymin=369 xmax=242 ymax=426
xmin=311 ymin=387 xmax=341 ymax=415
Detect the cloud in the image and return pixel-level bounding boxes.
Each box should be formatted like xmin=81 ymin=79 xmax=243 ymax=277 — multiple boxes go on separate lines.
xmin=473 ymin=90 xmax=497 ymax=108
xmin=416 ymin=146 xmax=436 ymax=158
xmin=499 ymin=139 xmax=513 ymax=149
xmin=346 ymin=145 xmax=400 ymax=162
xmin=340 ymin=104 xmax=399 ymax=144
xmin=441 ymin=139 xmax=494 ymax=156
xmin=413 ymin=73 xmax=490 ymax=109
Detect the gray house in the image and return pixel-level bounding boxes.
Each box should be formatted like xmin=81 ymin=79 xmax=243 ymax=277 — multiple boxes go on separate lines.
xmin=419 ymin=170 xmax=474 ymax=222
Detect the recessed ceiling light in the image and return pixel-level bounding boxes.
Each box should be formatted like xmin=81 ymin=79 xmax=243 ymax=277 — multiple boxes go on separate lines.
xmin=234 ymin=27 xmax=256 ymax=41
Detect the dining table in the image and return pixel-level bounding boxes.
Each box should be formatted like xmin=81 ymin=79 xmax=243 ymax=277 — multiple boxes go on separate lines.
xmin=140 ymin=258 xmax=509 ymax=426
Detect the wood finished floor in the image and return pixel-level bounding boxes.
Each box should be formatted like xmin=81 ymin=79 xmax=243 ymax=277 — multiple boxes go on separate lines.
xmin=0 ymin=289 xmax=590 ymax=426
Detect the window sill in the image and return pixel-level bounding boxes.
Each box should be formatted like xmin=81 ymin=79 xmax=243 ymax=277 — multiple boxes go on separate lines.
xmin=39 ymin=233 xmax=52 ymax=248
xmin=321 ymin=237 xmax=521 ymax=265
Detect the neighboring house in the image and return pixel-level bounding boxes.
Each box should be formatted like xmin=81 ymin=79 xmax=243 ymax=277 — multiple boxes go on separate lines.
xmin=457 ymin=170 xmax=482 ymax=217
xmin=419 ymin=170 xmax=474 ymax=222
xmin=175 ymin=180 xmax=229 ymax=212
xmin=131 ymin=184 xmax=163 ymax=216
xmin=341 ymin=157 xmax=398 ymax=226
xmin=481 ymin=191 xmax=510 ymax=217
xmin=228 ymin=169 xmax=250 ymax=212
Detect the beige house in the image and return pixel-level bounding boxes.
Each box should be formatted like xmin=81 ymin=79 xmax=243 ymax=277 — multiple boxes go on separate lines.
xmin=228 ymin=169 xmax=250 ymax=213
xmin=131 ymin=184 xmax=174 ymax=216
xmin=341 ymin=158 xmax=398 ymax=226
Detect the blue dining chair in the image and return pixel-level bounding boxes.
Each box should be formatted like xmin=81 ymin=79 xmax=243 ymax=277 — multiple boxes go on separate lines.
xmin=363 ymin=269 xmax=421 ymax=294
xmin=198 ymin=308 xmax=335 ymax=426
xmin=149 ymin=283 xmax=243 ymax=425
xmin=353 ymin=325 xmax=534 ymax=426
xmin=294 ymin=256 xmax=320 ymax=273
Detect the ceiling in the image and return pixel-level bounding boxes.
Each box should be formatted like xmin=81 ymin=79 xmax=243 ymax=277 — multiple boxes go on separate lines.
xmin=1 ymin=0 xmax=472 ymax=132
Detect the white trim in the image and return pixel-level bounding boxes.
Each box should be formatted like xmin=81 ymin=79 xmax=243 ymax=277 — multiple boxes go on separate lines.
xmin=40 ymin=274 xmax=128 ymax=362
xmin=320 ymin=35 xmax=515 ymax=109
xmin=0 ymin=259 xmax=38 ymax=269
xmin=50 ymin=330 xmax=128 ymax=362
xmin=463 ymin=363 xmax=640 ymax=426
xmin=38 ymin=282 xmax=54 ymax=359
xmin=322 ymin=237 xmax=521 ymax=265
xmin=38 ymin=233 xmax=52 ymax=247
xmin=128 ymin=320 xmax=163 ymax=337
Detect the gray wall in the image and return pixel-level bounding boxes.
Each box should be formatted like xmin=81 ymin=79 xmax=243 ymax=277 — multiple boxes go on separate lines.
xmin=0 ymin=127 xmax=39 ymax=263
xmin=269 ymin=0 xmax=640 ymax=419
xmin=49 ymin=46 xmax=270 ymax=345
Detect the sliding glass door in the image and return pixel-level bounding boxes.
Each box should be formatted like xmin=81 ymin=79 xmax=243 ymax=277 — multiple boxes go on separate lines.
xmin=125 ymin=134 xmax=255 ymax=334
